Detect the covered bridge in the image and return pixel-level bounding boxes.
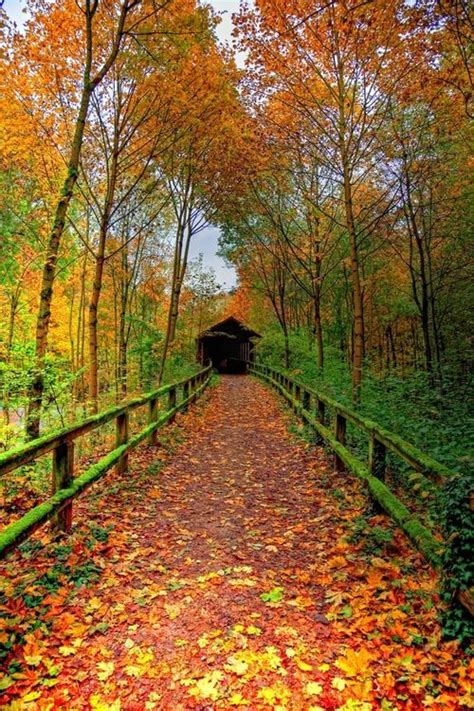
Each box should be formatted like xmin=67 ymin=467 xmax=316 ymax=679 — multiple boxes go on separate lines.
xmin=197 ymin=317 xmax=260 ymax=374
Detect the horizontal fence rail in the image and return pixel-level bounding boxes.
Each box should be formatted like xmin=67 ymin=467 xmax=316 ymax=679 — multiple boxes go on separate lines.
xmin=249 ymin=362 xmax=456 ymax=566
xmin=250 ymin=362 xmax=474 ymax=616
xmin=0 ymin=365 xmax=212 ymax=558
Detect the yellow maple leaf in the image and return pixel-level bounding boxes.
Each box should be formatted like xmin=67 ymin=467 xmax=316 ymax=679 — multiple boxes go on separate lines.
xmin=125 ymin=664 xmax=141 ymax=677
xmin=306 ymin=682 xmax=323 ymax=696
xmin=332 ymin=676 xmax=347 ymax=691
xmin=229 ymin=693 xmax=250 ymax=706
xmin=86 ymin=597 xmax=103 ymax=614
xmin=97 ymin=661 xmax=115 ymax=681
xmin=229 ymin=577 xmax=257 ymax=587
xmin=258 ymin=682 xmax=292 ymax=706
xmin=296 ymin=658 xmax=313 ymax=672
xmin=187 ymin=671 xmax=224 ymax=701
xmin=224 ymin=656 xmax=249 ymax=676
xmin=246 ymin=625 xmax=262 ymax=635
xmin=90 ymin=696 xmax=121 ymax=711
xmin=335 ymin=648 xmax=374 ymax=678
xmin=135 ymin=649 xmax=154 ymax=666
xmin=58 ymin=645 xmax=76 ymax=657
xmin=164 ymin=603 xmax=181 ymax=620
xmin=145 ymin=690 xmax=161 ymax=709
xmin=264 ymin=646 xmax=285 ymax=671
xmin=24 ymin=654 xmax=42 ymax=667
xmin=22 ymin=691 xmax=42 ymax=702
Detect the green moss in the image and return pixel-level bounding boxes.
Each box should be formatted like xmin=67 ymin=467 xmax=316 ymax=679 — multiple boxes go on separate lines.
xmin=253 ymin=366 xmax=444 ymax=570
xmin=0 ymin=370 xmax=212 ymax=559
xmin=367 ymin=476 xmax=443 ymax=568
xmin=0 ymin=366 xmax=210 ymax=477
xmin=254 ymin=364 xmax=457 ymax=486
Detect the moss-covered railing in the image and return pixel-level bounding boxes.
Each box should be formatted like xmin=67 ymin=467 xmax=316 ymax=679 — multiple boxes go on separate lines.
xmin=0 ymin=364 xmax=212 ymax=558
xmin=249 ymin=362 xmax=473 ymax=616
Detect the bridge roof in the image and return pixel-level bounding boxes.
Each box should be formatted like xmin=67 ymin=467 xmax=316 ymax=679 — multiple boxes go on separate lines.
xmin=198 ymin=316 xmax=261 ymax=340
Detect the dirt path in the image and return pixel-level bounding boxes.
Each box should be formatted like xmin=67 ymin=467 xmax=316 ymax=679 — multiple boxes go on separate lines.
xmin=0 ymin=377 xmax=470 ymax=709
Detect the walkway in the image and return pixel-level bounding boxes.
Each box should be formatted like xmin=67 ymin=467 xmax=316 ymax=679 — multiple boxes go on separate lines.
xmin=0 ymin=377 xmax=470 ymax=709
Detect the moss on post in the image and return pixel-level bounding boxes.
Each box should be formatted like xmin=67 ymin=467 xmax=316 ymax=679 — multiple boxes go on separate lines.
xmin=0 ymin=367 xmax=212 ymax=559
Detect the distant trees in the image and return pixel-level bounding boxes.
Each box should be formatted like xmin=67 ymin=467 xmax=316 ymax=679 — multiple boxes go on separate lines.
xmin=225 ymin=0 xmax=473 ymax=401
xmin=0 ymin=0 xmax=246 ymax=441
xmin=21 ymin=0 xmax=147 ymax=437
xmin=0 ymin=0 xmax=471 ymax=445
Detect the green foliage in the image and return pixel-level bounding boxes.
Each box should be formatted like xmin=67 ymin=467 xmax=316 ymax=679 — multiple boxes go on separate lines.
xmin=439 ymin=473 xmax=474 ymax=647
xmin=260 ymin=587 xmax=284 ymax=603
xmin=161 ymin=352 xmax=199 ymax=385
xmin=256 ymin=326 xmax=473 ymax=474
xmin=69 ymin=560 xmax=102 ymax=587
xmin=258 ymin=327 xmax=473 ymax=643
xmin=128 ymin=324 xmax=163 ymax=391
xmin=348 ymin=515 xmax=395 ymax=556
xmin=0 ymin=343 xmax=81 ymax=448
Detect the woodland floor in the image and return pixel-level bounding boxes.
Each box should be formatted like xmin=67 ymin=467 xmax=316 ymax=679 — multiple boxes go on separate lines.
xmin=0 ymin=377 xmax=472 ymax=710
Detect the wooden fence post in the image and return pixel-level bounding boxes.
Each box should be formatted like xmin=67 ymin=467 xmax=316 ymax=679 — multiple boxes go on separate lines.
xmin=183 ymin=380 xmax=190 ymax=410
xmin=148 ymin=397 xmax=159 ymax=445
xmin=369 ymin=434 xmax=386 ymax=480
xmin=302 ymin=390 xmax=310 ymax=412
xmin=334 ymin=412 xmax=346 ymax=471
xmin=317 ymin=399 xmax=325 ymax=424
xmin=116 ymin=410 xmax=129 ymax=474
xmin=52 ymin=441 xmax=74 ymax=533
xmin=294 ymin=383 xmax=301 ymax=413
xmin=168 ymin=386 xmax=177 ymax=421
xmin=311 ymin=399 xmax=325 ymax=444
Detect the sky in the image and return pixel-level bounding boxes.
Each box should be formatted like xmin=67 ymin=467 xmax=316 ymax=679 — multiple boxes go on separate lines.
xmin=187 ymin=1 xmax=243 ymax=290
xmin=3 ymin=0 xmax=243 ymax=290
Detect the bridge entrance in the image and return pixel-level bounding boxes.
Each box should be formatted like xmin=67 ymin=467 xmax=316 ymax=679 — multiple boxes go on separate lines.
xmin=197 ymin=316 xmax=260 ymax=373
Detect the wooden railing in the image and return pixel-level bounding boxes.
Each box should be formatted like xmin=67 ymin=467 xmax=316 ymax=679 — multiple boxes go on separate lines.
xmin=0 ymin=364 xmax=212 ymax=558
xmin=249 ymin=361 xmax=458 ymax=568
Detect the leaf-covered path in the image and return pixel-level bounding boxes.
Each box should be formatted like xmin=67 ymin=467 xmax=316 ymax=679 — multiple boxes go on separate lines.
xmin=1 ymin=377 xmax=471 ymax=709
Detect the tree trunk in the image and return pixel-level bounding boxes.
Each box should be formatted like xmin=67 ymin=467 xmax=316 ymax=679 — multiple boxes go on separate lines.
xmin=88 ymin=246 xmax=106 ymax=414
xmin=158 ymin=209 xmax=193 ymax=383
xmin=334 ymin=39 xmax=364 ymax=406
xmin=342 ymin=164 xmax=364 ymax=405
xmin=75 ymin=249 xmax=88 ymax=401
xmin=25 ymin=0 xmax=133 ymax=437
xmin=26 ymin=84 xmax=92 ymax=438
xmin=158 ymin=222 xmax=184 ymax=384
xmin=118 ymin=243 xmax=129 ymax=398
xmin=312 ymin=259 xmax=324 ymax=371
xmin=88 ymin=124 xmax=119 ymax=412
